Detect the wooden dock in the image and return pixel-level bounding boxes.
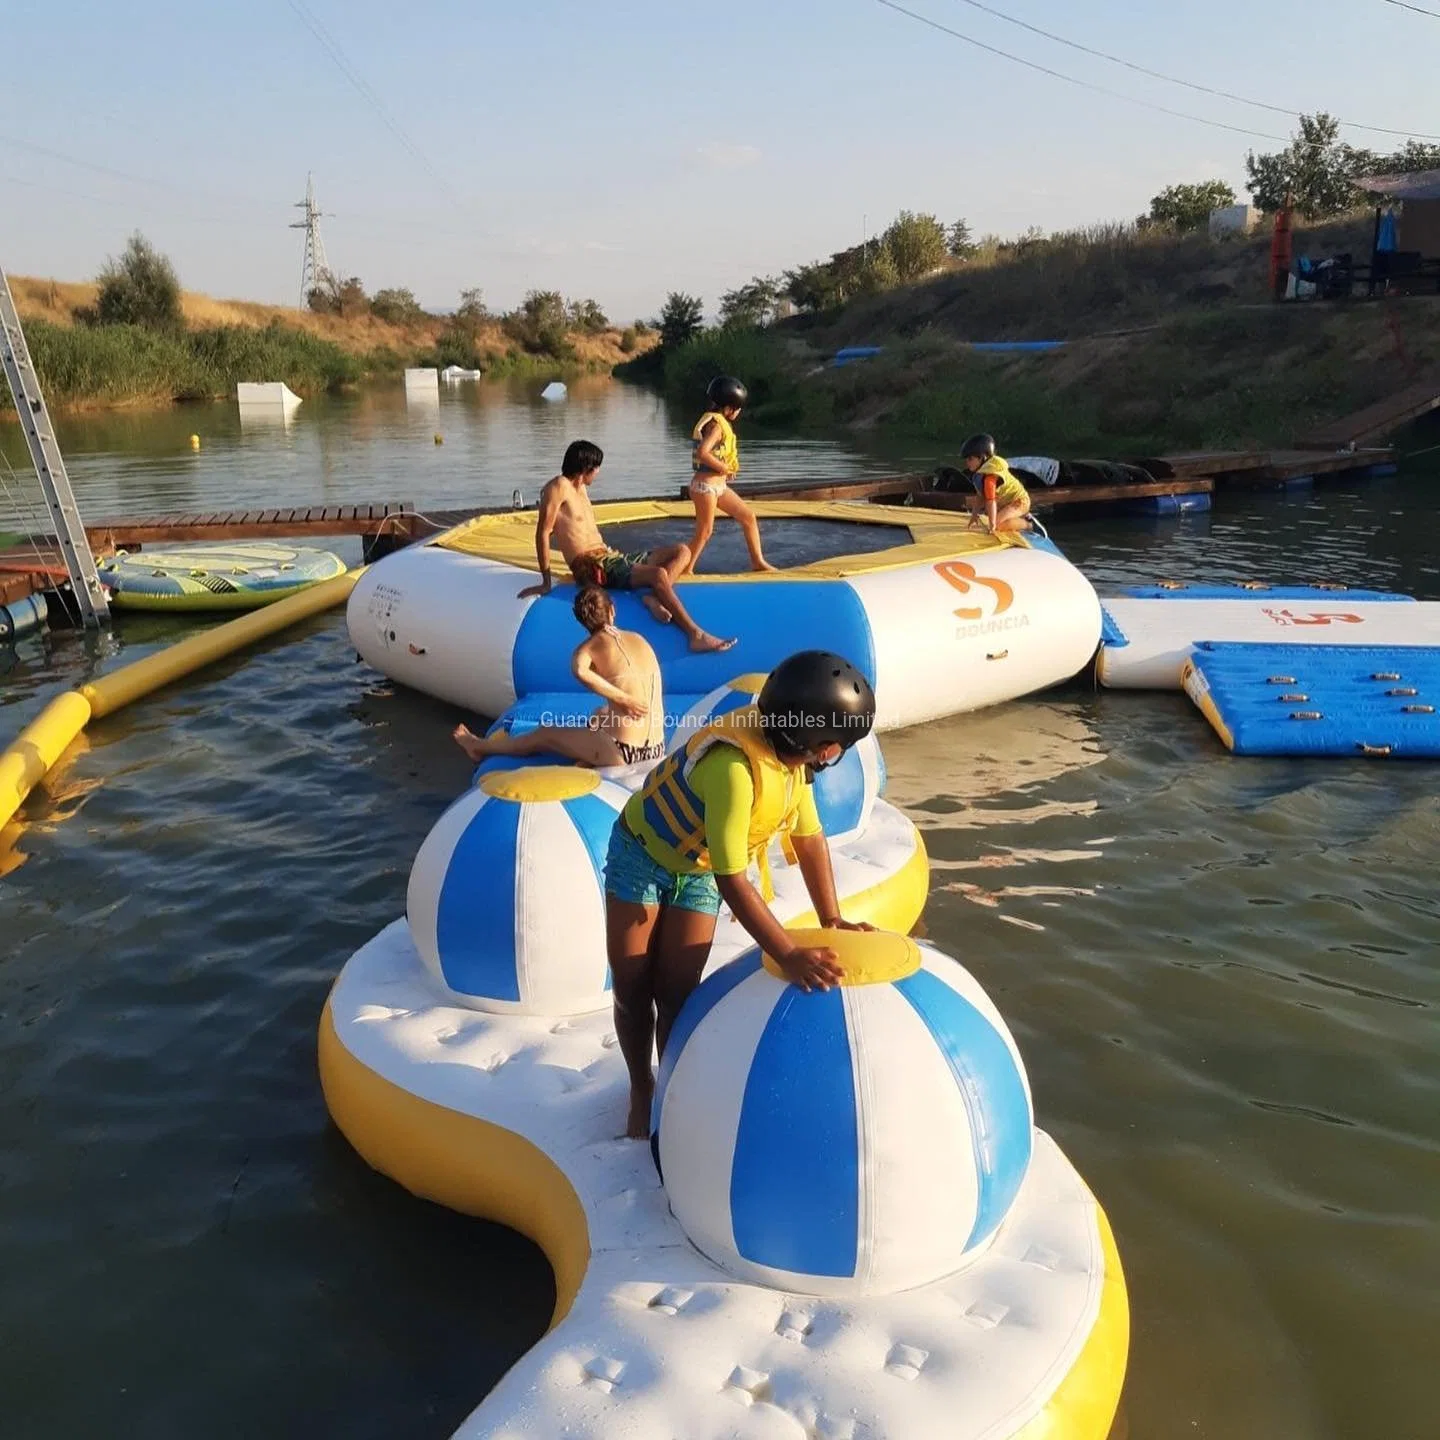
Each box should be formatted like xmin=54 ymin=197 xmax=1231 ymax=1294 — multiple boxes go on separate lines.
xmin=88 ymin=501 xmax=417 ymax=550
xmin=1297 ymin=378 xmax=1440 ymax=450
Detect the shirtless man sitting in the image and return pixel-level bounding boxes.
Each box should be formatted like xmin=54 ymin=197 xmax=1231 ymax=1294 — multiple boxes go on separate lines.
xmin=454 ymin=586 xmax=668 ymax=769
xmin=519 ymin=440 xmax=734 ymax=654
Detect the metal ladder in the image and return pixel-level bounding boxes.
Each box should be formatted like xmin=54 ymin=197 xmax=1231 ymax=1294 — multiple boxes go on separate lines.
xmin=0 ymin=264 xmax=109 ymax=625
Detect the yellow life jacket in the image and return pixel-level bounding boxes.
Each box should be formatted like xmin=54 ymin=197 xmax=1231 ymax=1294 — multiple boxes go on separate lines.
xmin=692 ymin=410 xmax=739 ymax=476
xmin=633 ymin=707 xmax=802 ymax=897
xmin=971 ymin=456 xmax=1028 ymax=509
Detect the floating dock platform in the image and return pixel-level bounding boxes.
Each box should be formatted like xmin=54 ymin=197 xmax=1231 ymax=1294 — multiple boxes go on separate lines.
xmin=1096 ymin=589 xmax=1440 ymax=690
xmin=1184 ymin=643 xmax=1440 ymax=757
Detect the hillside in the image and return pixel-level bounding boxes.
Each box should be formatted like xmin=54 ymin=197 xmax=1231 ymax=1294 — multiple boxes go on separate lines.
xmin=5 ymin=276 xmax=649 ymax=410
xmin=658 ymin=218 xmax=1440 ymax=455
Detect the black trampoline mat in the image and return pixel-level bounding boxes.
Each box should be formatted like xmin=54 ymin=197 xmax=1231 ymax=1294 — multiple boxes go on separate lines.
xmin=603 ymin=517 xmax=909 ymax=574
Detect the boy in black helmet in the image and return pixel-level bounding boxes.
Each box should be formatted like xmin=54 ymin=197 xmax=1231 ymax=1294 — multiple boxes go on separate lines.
xmin=602 ymin=650 xmax=876 ymax=1138
xmin=686 ymin=375 xmax=775 ymax=575
xmin=960 ymin=432 xmax=1032 ymax=533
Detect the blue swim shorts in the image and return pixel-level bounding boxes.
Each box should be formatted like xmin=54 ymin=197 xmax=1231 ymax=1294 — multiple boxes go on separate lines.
xmin=604 ymin=820 xmax=721 ymax=916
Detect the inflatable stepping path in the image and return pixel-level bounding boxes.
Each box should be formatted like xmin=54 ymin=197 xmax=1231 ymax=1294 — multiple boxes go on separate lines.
xmin=1183 ymin=642 xmax=1440 ymax=757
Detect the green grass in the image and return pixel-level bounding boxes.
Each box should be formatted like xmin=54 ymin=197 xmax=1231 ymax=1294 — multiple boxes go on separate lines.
xmin=2 ymin=318 xmax=369 ymax=409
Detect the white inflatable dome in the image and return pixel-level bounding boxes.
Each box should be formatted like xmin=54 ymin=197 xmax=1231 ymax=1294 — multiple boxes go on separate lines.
xmin=406 ymin=767 xmax=628 ymax=1014
xmin=653 ymin=930 xmax=1034 ymax=1297
xmin=667 ymin=673 xmax=885 ymax=847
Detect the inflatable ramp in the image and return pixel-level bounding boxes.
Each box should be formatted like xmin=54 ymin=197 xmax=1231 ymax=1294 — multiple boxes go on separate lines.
xmin=1183 ymin=643 xmax=1440 ymax=757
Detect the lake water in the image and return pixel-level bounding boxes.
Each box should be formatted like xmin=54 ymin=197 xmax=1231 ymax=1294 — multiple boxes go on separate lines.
xmin=2 ymin=378 xmax=1437 ymax=1439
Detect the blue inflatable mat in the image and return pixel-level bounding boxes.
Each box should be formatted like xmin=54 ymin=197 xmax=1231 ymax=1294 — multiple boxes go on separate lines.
xmin=1122 ymin=584 xmax=1413 ymax=602
xmin=1183 ymin=643 xmax=1440 ymax=757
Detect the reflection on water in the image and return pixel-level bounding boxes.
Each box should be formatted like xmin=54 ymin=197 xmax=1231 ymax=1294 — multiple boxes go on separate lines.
xmin=1 ymin=388 xmax=1438 ymax=1439
xmin=2 ymin=376 xmax=893 ymax=521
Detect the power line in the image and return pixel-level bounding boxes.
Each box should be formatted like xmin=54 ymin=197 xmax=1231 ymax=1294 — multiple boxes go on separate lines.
xmin=946 ymin=0 xmax=1440 ymax=141
xmin=284 ymin=0 xmax=458 ymax=201
xmin=872 ymin=0 xmax=1287 ymax=140
xmin=1380 ymin=0 xmax=1440 ymax=18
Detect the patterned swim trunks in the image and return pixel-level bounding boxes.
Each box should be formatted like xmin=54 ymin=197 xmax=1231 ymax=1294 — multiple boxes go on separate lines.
xmin=572 ymin=548 xmax=650 ymax=589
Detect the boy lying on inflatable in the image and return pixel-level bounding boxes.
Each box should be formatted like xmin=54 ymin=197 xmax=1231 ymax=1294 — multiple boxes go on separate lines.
xmin=601 ymin=650 xmax=878 ymax=1138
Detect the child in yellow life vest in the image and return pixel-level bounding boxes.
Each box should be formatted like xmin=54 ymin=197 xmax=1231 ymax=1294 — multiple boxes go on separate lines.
xmin=961 ymin=433 xmax=1032 ymax=534
xmin=603 ymin=650 xmax=876 ymax=1139
xmin=686 ymin=375 xmax=775 ymax=575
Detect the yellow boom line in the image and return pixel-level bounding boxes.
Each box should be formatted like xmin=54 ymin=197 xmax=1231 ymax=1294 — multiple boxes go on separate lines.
xmin=0 ymin=570 xmax=361 ymax=832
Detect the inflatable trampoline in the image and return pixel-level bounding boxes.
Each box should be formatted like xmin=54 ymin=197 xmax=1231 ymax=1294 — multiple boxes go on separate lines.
xmin=347 ymin=501 xmax=1102 ymax=727
xmin=99 ymin=541 xmax=346 ymax=612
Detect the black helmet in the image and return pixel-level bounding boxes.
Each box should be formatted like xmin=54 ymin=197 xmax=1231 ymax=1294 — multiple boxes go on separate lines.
xmin=757 ymin=651 xmax=876 ymax=760
xmin=706 ymin=375 xmax=748 ymax=410
xmin=961 ymin=433 xmax=996 ymax=461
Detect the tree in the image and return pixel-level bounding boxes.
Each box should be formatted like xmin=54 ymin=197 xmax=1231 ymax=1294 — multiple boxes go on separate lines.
xmin=308 ymin=273 xmax=368 ymax=317
xmin=369 ymin=287 xmax=424 ymax=324
xmin=881 ymin=211 xmax=948 ymax=281
xmin=567 ymin=298 xmax=610 ymax=333
xmin=503 ymin=290 xmax=572 ymax=357
xmin=95 ymin=232 xmax=181 ymax=329
xmin=1245 ymin=113 xmax=1370 ymax=218
xmin=783 ymin=260 xmax=844 ymax=313
xmin=1146 ymin=180 xmax=1237 ymax=232
xmin=456 ymin=288 xmax=488 ymax=324
xmin=658 ymin=291 xmax=704 ymax=349
xmin=947 ymin=219 xmax=977 ymax=259
xmin=718 ymin=276 xmax=781 ymax=329
xmin=854 ymin=248 xmax=901 ymax=297
xmin=1368 ymin=140 xmax=1440 ymax=177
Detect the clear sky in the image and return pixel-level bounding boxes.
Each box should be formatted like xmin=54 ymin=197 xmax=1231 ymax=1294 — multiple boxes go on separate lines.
xmin=3 ymin=0 xmax=1438 ymax=321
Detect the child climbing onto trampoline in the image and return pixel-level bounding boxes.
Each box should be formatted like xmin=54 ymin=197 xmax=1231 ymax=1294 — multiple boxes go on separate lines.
xmin=960 ymin=433 xmax=1032 ymax=533
xmin=602 ymin=650 xmax=876 ymax=1138
xmin=521 ymin=439 xmax=734 ymax=654
xmin=686 ymin=376 xmax=775 ymax=575
xmin=453 ymin=586 xmax=666 ymax=769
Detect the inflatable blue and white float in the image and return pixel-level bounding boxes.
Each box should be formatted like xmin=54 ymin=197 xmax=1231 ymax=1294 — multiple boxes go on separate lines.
xmin=332 ymin=500 xmax=1123 ymax=1436
xmin=322 ymin=757 xmax=1127 ymax=1438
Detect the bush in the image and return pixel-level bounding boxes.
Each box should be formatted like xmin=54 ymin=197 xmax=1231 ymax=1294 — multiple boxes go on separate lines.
xmin=369 ymin=287 xmax=424 ymax=325
xmin=619 ymin=326 xmax=638 ymax=353
xmin=660 ymin=327 xmax=797 ymax=416
xmin=502 ymin=290 xmax=574 ymax=358
xmin=96 ymin=233 xmax=181 ymax=330
xmin=8 ymin=317 xmax=365 ymax=409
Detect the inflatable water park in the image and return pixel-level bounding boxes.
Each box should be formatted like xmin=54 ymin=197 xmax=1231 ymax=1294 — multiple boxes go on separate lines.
xmin=5 ymin=278 xmax=1440 ymax=1434
xmin=326 ymin=504 xmax=1128 ymax=1437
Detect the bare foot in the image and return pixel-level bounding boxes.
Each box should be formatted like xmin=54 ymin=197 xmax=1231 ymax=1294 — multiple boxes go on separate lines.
xmin=689 ymin=631 xmax=737 ymax=654
xmin=452 ymin=724 xmax=490 ymax=762
xmin=641 ymin=594 xmax=673 ymax=624
xmin=625 ymin=1079 xmax=654 ymax=1140
xmin=751 ymin=560 xmax=779 ymax=573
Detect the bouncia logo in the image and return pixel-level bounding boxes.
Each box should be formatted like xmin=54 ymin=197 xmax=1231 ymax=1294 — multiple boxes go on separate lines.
xmin=933 ymin=559 xmax=1014 ymax=619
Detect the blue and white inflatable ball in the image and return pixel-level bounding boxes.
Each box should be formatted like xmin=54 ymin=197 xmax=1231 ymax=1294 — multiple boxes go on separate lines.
xmin=669 ymin=674 xmax=885 ymax=847
xmin=653 ymin=930 xmax=1034 ymax=1297
xmin=407 ymin=767 xmax=628 ymax=1015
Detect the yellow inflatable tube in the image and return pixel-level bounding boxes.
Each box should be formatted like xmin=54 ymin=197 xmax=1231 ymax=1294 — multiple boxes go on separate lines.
xmin=0 ymin=570 xmax=360 ymax=830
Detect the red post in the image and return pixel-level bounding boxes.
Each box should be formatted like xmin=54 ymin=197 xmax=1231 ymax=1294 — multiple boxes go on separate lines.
xmin=1271 ymin=192 xmax=1294 ymax=301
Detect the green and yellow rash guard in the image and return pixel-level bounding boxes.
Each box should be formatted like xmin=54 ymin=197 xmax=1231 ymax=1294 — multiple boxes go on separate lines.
xmin=624 ymin=746 xmax=821 ymax=876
